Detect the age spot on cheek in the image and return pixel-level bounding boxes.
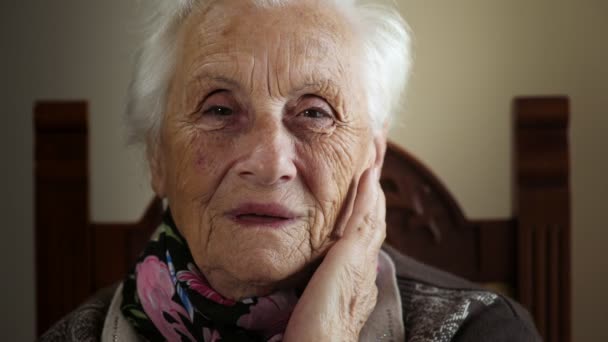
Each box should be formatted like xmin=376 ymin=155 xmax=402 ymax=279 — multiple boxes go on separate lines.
xmin=195 ymin=148 xmax=222 ymax=173
xmin=195 ymin=151 xmax=206 ymax=169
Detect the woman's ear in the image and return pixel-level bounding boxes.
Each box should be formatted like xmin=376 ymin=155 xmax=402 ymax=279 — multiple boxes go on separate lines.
xmin=147 ymin=138 xmax=167 ymax=198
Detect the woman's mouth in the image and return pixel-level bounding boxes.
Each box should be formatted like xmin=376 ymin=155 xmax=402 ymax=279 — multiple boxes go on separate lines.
xmin=226 ymin=203 xmax=297 ymax=228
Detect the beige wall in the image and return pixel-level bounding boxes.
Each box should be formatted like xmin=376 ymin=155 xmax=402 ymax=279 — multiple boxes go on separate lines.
xmin=1 ymin=0 xmax=606 ymax=340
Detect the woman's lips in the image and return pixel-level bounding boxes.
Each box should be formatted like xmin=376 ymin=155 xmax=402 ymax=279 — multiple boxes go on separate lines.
xmin=226 ymin=203 xmax=298 ymax=228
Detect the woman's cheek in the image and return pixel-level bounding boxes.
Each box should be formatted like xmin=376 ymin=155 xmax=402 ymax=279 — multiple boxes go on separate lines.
xmin=196 ymin=128 xmax=242 ymax=166
xmin=195 ymin=148 xmax=207 ymax=169
xmin=304 ymin=140 xmax=358 ymax=247
xmin=167 ymin=132 xmax=222 ymax=205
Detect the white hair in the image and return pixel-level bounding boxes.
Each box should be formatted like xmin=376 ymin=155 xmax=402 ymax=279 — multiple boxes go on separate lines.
xmin=126 ymin=0 xmax=411 ymax=145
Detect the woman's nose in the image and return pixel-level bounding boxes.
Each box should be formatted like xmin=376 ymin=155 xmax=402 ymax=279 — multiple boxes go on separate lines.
xmin=236 ymin=122 xmax=297 ymax=186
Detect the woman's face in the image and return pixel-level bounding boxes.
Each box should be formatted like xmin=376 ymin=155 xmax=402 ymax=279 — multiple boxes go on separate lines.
xmin=151 ymin=0 xmax=380 ymax=299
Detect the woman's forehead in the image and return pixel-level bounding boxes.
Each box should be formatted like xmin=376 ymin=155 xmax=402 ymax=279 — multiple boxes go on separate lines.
xmin=176 ymin=0 xmax=360 ymax=94
xmin=188 ymin=0 xmax=354 ymax=39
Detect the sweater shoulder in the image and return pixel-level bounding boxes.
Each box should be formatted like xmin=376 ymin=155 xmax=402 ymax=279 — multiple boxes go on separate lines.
xmin=384 ymin=245 xmax=540 ymax=341
xmin=39 ymin=285 xmax=116 ymax=342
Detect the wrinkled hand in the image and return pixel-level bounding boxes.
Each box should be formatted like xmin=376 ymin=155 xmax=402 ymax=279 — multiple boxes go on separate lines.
xmin=284 ymin=167 xmax=387 ymax=341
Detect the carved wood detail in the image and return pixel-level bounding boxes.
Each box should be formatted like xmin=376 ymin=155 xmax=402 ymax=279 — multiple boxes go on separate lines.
xmin=381 ymin=142 xmax=517 ymax=284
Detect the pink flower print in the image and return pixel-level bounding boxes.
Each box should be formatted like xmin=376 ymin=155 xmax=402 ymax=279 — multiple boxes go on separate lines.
xmin=177 ymin=263 xmax=236 ymax=306
xmin=237 ymin=290 xmax=298 ymax=338
xmin=203 ymin=327 xmax=222 ymax=342
xmin=136 ymin=256 xmax=195 ymax=341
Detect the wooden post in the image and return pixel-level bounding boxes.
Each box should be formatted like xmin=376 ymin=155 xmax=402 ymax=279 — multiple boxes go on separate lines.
xmin=34 ymin=101 xmax=90 ymax=334
xmin=514 ymin=97 xmax=571 ymax=342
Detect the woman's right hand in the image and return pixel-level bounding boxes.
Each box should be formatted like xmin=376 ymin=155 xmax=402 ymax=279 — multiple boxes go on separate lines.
xmin=283 ymin=167 xmax=387 ymax=341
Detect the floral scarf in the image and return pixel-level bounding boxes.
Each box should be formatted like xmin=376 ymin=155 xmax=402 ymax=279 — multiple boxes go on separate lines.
xmin=121 ymin=210 xmax=298 ymax=341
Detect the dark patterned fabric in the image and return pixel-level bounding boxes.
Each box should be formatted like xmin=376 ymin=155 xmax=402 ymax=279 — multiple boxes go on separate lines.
xmin=398 ymin=278 xmax=498 ymax=342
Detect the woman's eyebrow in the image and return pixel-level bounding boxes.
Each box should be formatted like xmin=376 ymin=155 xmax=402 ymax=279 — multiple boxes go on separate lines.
xmin=188 ymin=72 xmax=343 ymax=103
xmin=296 ymin=79 xmax=342 ymax=102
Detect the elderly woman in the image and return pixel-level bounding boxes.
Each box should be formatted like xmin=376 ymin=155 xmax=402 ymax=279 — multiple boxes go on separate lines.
xmin=42 ymin=0 xmax=540 ymax=341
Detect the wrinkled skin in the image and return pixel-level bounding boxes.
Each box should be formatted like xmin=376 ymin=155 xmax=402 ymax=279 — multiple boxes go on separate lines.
xmin=149 ymin=0 xmax=387 ymax=338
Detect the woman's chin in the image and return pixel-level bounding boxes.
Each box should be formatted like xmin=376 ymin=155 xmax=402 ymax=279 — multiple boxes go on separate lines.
xmin=235 ymin=249 xmax=303 ymax=282
xmin=204 ymin=248 xmax=311 ymax=299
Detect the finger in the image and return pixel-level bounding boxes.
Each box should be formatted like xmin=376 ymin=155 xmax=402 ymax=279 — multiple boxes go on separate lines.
xmin=370 ymin=186 xmax=387 ymax=249
xmin=331 ymin=174 xmax=358 ymax=238
xmin=377 ymin=175 xmax=386 ymax=222
xmin=343 ymin=167 xmax=379 ymax=240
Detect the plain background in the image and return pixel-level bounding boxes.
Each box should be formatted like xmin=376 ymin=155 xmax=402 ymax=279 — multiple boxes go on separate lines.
xmin=1 ymin=0 xmax=606 ymax=340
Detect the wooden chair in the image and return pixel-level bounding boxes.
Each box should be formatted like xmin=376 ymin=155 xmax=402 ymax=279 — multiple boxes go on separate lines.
xmin=34 ymin=97 xmax=571 ymax=341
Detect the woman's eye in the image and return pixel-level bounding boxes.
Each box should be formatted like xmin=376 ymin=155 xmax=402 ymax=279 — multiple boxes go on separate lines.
xmin=198 ymin=105 xmax=237 ymax=130
xmin=292 ymin=108 xmax=335 ymax=133
xmin=301 ymin=108 xmax=330 ymax=119
xmin=203 ymin=106 xmax=234 ymax=117
xmin=194 ymin=90 xmax=241 ymax=130
xmin=289 ymin=96 xmax=337 ymax=134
